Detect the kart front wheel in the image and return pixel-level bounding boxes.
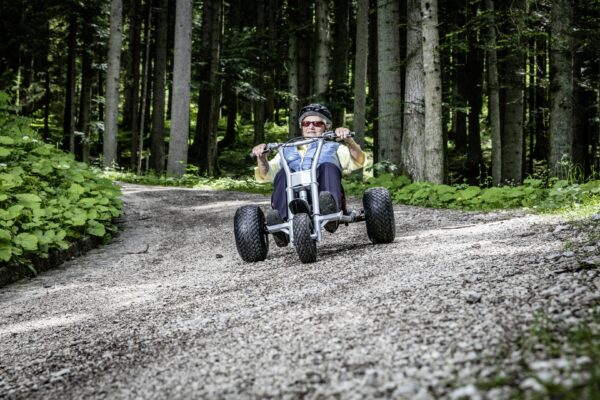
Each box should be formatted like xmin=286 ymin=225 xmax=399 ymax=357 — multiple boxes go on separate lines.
xmin=293 ymin=213 xmax=317 ymax=263
xmin=363 ymin=187 xmax=396 ymax=244
xmin=234 ymin=206 xmax=269 ymax=262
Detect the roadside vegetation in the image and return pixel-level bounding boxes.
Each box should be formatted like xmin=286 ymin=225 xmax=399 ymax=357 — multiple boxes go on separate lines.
xmin=0 ymin=93 xmax=122 ymax=266
xmin=108 ymin=118 xmax=600 ymax=216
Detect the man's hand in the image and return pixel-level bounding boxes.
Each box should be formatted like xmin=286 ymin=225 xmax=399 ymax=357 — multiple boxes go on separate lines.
xmin=334 ymin=127 xmax=353 ymax=143
xmin=335 ymin=127 xmax=365 ymax=166
xmin=252 ymin=143 xmax=268 ymax=162
xmin=252 ymin=143 xmax=270 ymax=179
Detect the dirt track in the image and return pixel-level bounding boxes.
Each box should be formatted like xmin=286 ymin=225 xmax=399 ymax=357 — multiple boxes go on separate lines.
xmin=1 ymin=183 xmax=598 ymax=399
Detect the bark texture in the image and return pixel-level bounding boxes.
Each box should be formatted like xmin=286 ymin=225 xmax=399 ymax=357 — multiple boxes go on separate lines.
xmin=352 ymin=0 xmax=369 ymax=148
xmin=401 ymin=0 xmax=425 ymax=181
xmin=500 ymin=0 xmax=525 ymax=184
xmin=485 ymin=0 xmax=501 ymax=185
xmin=331 ymin=0 xmax=350 ymax=127
xmin=167 ymin=0 xmax=193 ymax=176
xmin=253 ymin=0 xmax=266 ymax=145
xmin=421 ymin=0 xmax=444 ymax=183
xmin=206 ymin=0 xmax=223 ymax=176
xmin=63 ymin=11 xmax=77 ymax=154
xmin=150 ymin=0 xmax=169 ymax=175
xmin=125 ymin=0 xmax=142 ymax=169
xmin=376 ymin=0 xmax=402 ymax=166
xmin=287 ymin=0 xmax=300 ymax=139
xmin=549 ymin=0 xmax=575 ymax=178
xmin=314 ymin=0 xmax=329 ymax=101
xmin=104 ymin=0 xmax=123 ymax=168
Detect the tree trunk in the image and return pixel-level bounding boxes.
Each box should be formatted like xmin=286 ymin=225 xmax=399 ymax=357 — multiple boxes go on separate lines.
xmin=265 ymin=0 xmax=278 ymax=121
xmin=253 ymin=0 xmax=266 ymax=145
xmin=220 ymin=87 xmax=237 ymax=148
xmin=150 ymin=0 xmax=168 ymax=175
xmin=500 ymin=0 xmax=525 ymax=184
xmin=43 ymin=62 xmax=50 ymax=141
xmin=368 ymin=0 xmax=379 ymax=164
xmin=352 ymin=0 xmax=369 ymax=149
xmin=527 ymin=36 xmax=535 ymax=175
xmin=453 ymin=47 xmax=468 ymax=155
xmin=123 ymin=0 xmax=141 ymax=132
xmin=376 ymin=0 xmax=402 ymax=167
xmin=330 ymin=0 xmax=350 ymax=127
xmin=78 ymin=3 xmax=97 ymax=163
xmin=137 ymin=1 xmax=153 ymax=174
xmin=401 ymin=0 xmax=425 ymax=181
xmin=549 ymin=0 xmax=575 ymax=178
xmin=533 ymin=35 xmax=548 ymax=161
xmin=63 ymin=11 xmax=77 ymax=154
xmin=218 ymin=0 xmax=240 ymax=149
xmin=421 ymin=0 xmax=444 ymax=183
xmin=192 ymin=0 xmax=213 ymax=164
xmin=104 ymin=0 xmax=123 ymax=168
xmin=466 ymin=46 xmax=484 ymax=184
xmin=206 ymin=0 xmax=223 ymax=176
xmin=314 ymin=0 xmax=330 ymax=102
xmin=297 ymin=3 xmax=311 ymax=104
xmin=167 ymin=0 xmax=192 ymax=176
xmin=287 ymin=0 xmax=300 ymax=139
xmin=126 ymin=0 xmax=142 ymax=169
xmin=485 ymin=0 xmax=501 ymax=185
xmin=78 ymin=50 xmax=93 ymax=163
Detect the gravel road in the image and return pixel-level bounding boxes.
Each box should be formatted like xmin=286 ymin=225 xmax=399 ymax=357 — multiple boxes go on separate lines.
xmin=1 ymin=183 xmax=599 ymax=399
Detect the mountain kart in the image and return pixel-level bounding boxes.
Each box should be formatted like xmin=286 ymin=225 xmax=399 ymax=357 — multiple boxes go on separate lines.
xmin=234 ymin=131 xmax=395 ymax=263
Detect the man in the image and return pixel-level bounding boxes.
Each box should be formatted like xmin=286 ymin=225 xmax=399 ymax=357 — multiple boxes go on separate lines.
xmin=252 ymin=104 xmax=366 ymax=242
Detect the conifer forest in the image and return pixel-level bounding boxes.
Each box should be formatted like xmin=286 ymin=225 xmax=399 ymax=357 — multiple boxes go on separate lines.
xmin=1 ymin=0 xmax=599 ymax=185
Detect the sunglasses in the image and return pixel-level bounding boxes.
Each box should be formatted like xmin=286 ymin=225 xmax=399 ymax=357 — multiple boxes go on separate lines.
xmin=301 ymin=120 xmax=325 ymax=128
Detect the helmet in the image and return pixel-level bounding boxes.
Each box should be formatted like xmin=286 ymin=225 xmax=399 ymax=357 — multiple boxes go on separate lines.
xmin=298 ymin=103 xmax=333 ymax=128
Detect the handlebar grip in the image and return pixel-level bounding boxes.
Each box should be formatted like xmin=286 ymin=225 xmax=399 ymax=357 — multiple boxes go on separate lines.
xmin=250 ymin=143 xmax=279 ymax=158
xmin=324 ymin=131 xmax=356 ymax=140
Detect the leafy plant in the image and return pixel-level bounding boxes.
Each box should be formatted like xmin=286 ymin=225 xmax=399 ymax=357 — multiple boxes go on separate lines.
xmin=0 ymin=93 xmax=121 ymax=264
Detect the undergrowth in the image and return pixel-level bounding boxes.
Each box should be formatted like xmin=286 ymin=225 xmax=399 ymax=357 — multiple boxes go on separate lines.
xmin=0 ymin=93 xmax=122 ymax=266
xmin=110 ymin=168 xmax=600 ymax=215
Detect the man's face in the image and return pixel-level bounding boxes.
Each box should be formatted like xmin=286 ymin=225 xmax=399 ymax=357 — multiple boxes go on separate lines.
xmin=301 ymin=117 xmax=326 ymax=137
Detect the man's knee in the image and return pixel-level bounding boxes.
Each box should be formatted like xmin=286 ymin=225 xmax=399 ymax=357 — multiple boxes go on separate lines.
xmin=318 ymin=163 xmax=342 ymax=179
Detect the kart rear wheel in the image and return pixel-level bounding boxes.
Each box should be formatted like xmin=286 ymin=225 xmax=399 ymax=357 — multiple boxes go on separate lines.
xmin=363 ymin=187 xmax=396 ymax=244
xmin=234 ymin=206 xmax=269 ymax=262
xmin=293 ymin=213 xmax=317 ymax=263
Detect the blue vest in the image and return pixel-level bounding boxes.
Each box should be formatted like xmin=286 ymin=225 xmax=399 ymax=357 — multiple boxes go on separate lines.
xmin=282 ymin=141 xmax=341 ymax=172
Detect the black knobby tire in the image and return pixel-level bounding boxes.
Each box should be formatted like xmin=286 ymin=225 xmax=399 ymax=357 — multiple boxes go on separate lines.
xmin=234 ymin=206 xmax=269 ymax=262
xmin=363 ymin=187 xmax=396 ymax=244
xmin=293 ymin=213 xmax=317 ymax=263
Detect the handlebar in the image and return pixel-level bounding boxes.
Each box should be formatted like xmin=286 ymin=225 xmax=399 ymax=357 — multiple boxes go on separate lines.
xmin=250 ymin=131 xmax=355 ymax=158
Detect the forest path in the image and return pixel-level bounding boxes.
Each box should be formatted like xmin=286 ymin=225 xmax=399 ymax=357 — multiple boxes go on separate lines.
xmin=0 ymin=183 xmax=593 ymax=399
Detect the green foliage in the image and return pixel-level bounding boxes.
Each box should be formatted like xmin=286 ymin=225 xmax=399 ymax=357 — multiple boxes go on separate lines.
xmin=105 ymin=170 xmax=273 ymax=196
xmin=345 ymin=169 xmax=600 ymax=213
xmin=0 ymin=93 xmax=121 ymax=264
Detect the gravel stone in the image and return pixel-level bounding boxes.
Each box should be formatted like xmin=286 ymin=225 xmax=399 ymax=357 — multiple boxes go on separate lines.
xmin=0 ymin=184 xmax=596 ymax=399
xmin=554 ymin=225 xmax=570 ymax=233
xmin=449 ymin=384 xmax=480 ymax=400
xmin=463 ymin=291 xmax=482 ymax=304
xmin=520 ymin=378 xmax=546 ymax=393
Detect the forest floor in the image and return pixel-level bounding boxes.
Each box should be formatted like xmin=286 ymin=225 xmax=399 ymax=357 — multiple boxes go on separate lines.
xmin=1 ymin=183 xmax=599 ymax=399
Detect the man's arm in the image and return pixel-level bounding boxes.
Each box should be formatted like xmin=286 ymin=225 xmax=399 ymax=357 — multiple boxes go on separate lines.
xmin=335 ymin=127 xmax=366 ymax=166
xmin=252 ymin=143 xmax=269 ymax=179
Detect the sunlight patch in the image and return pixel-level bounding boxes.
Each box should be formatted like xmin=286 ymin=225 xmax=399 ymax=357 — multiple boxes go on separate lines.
xmin=0 ymin=313 xmax=91 ymax=335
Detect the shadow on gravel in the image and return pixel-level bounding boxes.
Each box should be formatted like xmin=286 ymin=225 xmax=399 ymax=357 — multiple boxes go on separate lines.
xmin=306 ymin=241 xmax=377 ymax=259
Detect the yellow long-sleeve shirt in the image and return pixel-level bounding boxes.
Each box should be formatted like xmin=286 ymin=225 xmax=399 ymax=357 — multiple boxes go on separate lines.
xmin=254 ymin=145 xmax=366 ymax=183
